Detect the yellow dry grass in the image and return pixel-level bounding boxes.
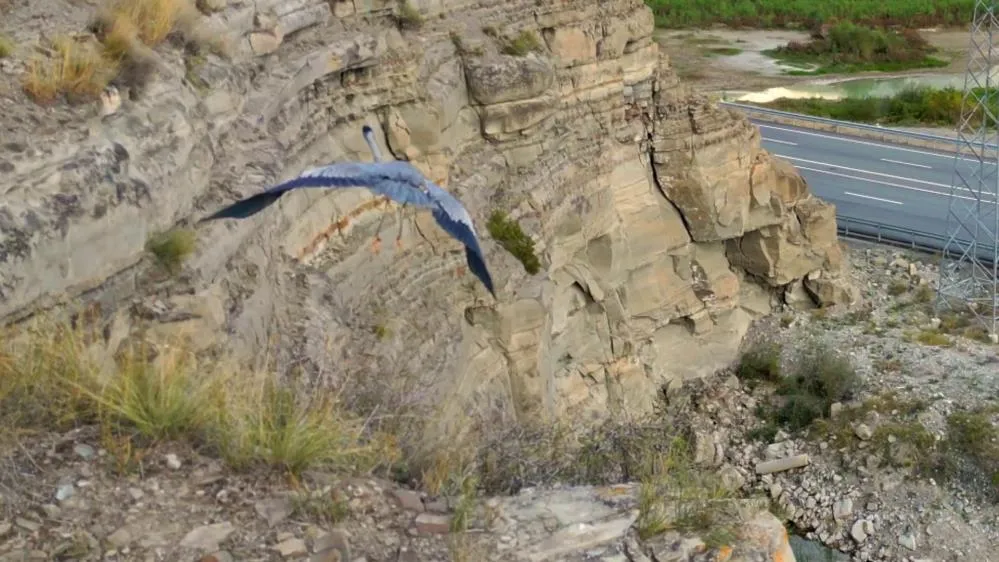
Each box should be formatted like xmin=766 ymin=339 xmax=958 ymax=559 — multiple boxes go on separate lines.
xmin=103 ymin=0 xmax=185 ymax=48
xmin=21 ymin=0 xmax=225 ymax=105
xmin=22 ymin=36 xmax=119 ymax=104
xmin=0 ymin=313 xmax=400 ymax=477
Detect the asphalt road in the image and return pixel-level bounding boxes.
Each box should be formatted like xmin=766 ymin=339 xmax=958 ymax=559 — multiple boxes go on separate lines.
xmin=752 ymin=120 xmax=999 ymax=257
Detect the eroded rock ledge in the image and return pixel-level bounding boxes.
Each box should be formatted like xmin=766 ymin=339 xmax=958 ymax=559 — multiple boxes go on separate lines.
xmin=0 ymin=0 xmax=854 ymax=437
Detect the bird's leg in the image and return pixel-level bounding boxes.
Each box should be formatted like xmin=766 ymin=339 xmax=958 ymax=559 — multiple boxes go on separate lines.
xmin=370 ymin=196 xmax=392 ymax=255
xmin=394 ymin=202 xmax=408 ymax=250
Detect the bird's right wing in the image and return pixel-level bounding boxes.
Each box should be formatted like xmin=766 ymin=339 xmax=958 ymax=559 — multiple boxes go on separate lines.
xmin=201 ymin=161 xmax=435 ymax=221
xmin=427 ymin=186 xmax=496 ymax=297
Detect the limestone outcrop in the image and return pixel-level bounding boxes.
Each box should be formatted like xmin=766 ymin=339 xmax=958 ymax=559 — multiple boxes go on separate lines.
xmin=0 ymin=0 xmax=853 ymax=437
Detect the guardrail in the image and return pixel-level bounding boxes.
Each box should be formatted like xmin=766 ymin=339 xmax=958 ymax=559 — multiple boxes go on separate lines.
xmin=836 ymin=215 xmax=997 ymax=268
xmin=719 ymin=101 xmax=999 ymax=156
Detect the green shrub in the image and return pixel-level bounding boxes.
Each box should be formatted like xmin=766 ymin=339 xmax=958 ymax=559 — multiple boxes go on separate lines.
xmin=748 ymin=340 xmax=860 ymax=432
xmin=146 ymin=227 xmax=197 ymax=274
xmin=487 ymin=211 xmax=541 ymax=275
xmin=755 ymin=85 xmax=999 ymax=128
xmin=501 ymin=30 xmax=542 ymax=56
xmin=736 ymin=342 xmax=782 ymax=385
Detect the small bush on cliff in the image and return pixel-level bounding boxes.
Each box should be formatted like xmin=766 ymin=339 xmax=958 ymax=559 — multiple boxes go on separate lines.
xmin=395 ymin=0 xmax=423 ymax=30
xmin=487 ymin=210 xmax=541 ymax=275
xmin=0 ymin=34 xmax=13 ymax=58
xmin=146 ymin=226 xmax=197 ymax=274
xmin=501 ymin=30 xmax=543 ymax=57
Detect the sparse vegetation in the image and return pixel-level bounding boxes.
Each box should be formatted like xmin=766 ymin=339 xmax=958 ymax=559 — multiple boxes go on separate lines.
xmin=643 ymin=0 xmax=973 ymax=29
xmin=704 ymin=46 xmax=742 ymax=56
xmin=22 ymin=36 xmax=119 ymax=105
xmin=145 ymin=226 xmax=197 ymax=274
xmin=887 ymin=279 xmax=909 ymax=296
xmin=755 ymin=86 xmax=999 ymax=128
xmin=763 ymin=22 xmax=947 ymax=75
xmin=0 ymin=314 xmax=399 ymax=477
xmin=738 ymin=340 xmax=859 ymax=431
xmin=636 ymin=435 xmax=736 ymax=545
xmin=0 ymin=34 xmax=13 ymax=58
xmin=450 ymin=31 xmax=484 ymax=57
xmin=395 ymin=0 xmax=424 ymax=29
xmin=487 ymin=210 xmax=541 ymax=275
xmin=914 ymin=329 xmax=952 ymax=347
xmin=290 ymin=485 xmax=351 ymax=526
xmin=914 ymin=284 xmax=935 ymax=304
xmin=735 ymin=341 xmax=781 ymax=388
xmin=501 ymin=30 xmax=543 ymax=56
xmin=21 ymin=0 xmax=223 ymax=105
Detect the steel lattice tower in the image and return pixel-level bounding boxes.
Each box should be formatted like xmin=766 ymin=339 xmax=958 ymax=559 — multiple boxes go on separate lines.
xmin=936 ymin=0 xmax=999 ymax=341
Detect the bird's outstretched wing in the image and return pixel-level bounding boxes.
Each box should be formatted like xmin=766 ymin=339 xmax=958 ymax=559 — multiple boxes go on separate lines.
xmin=425 ymin=184 xmax=496 ymax=297
xmin=200 ymin=160 xmax=435 ymax=221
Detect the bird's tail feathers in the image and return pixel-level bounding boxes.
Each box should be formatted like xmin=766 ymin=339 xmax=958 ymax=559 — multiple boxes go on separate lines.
xmin=465 ymin=245 xmax=496 ymax=298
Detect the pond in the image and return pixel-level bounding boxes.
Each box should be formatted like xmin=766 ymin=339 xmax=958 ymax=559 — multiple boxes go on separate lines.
xmin=724 ymin=73 xmax=969 ymax=104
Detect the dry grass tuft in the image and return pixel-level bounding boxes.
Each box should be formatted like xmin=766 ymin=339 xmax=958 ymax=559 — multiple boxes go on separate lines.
xmin=100 ymin=0 xmax=186 ymax=48
xmin=146 ymin=227 xmax=197 ymax=275
xmin=0 ymin=314 xmax=400 ymax=477
xmin=22 ymin=36 xmax=119 ymax=105
xmin=635 ymin=435 xmax=736 ymax=546
xmin=22 ymin=0 xmax=225 ymax=105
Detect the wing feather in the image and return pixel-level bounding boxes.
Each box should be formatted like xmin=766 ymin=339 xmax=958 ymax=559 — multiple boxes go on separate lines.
xmin=201 ymin=161 xmax=434 ymax=221
xmin=426 ymin=184 xmax=496 ymax=297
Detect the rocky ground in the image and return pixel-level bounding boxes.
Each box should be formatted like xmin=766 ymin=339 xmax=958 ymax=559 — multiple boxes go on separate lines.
xmin=732 ymin=239 xmax=999 ymax=562
xmin=3 ymin=240 xmax=999 ymax=562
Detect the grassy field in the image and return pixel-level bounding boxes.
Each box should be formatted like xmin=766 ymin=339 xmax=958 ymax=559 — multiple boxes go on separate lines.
xmin=763 ymin=22 xmax=950 ymax=75
xmin=753 ymin=86 xmax=999 ymax=128
xmin=644 ymin=0 xmax=974 ymax=29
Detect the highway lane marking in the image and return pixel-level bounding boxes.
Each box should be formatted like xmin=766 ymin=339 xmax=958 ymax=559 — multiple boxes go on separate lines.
xmin=765 ymin=138 xmax=798 ymax=146
xmin=794 ymin=165 xmax=996 ymax=205
xmin=757 ymin=124 xmax=998 ymax=166
xmin=775 ymin=154 xmax=955 ymax=191
xmin=881 ymin=158 xmax=932 ymax=169
xmin=844 ymin=191 xmax=903 ymax=205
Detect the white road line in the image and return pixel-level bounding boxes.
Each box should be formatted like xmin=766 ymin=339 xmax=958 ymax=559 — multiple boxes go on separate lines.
xmin=881 ymin=158 xmax=932 ymax=169
xmin=765 ymin=138 xmax=798 ymax=146
xmin=757 ymin=123 xmax=995 ymax=165
xmin=794 ymin=165 xmax=996 ymax=205
xmin=775 ymin=154 xmax=952 ymax=190
xmin=844 ymin=191 xmax=903 ymax=205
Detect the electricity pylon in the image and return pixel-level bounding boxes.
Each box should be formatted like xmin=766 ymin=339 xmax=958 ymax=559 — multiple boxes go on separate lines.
xmin=936 ymin=0 xmax=999 ymax=342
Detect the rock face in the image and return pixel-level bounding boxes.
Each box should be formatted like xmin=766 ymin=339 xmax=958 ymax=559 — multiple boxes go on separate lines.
xmin=0 ymin=0 xmax=851 ymax=437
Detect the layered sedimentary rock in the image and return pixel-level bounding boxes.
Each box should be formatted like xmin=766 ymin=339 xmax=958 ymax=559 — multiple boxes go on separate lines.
xmin=0 ymin=0 xmax=852 ymax=436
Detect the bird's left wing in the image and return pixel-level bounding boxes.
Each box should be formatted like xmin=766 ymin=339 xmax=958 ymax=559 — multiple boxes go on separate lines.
xmin=201 ymin=161 xmax=435 ymax=221
xmin=426 ymin=185 xmax=496 ymax=297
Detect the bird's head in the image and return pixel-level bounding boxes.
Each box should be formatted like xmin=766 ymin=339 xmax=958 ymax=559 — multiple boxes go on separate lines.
xmin=361 ymin=125 xmax=383 ymax=162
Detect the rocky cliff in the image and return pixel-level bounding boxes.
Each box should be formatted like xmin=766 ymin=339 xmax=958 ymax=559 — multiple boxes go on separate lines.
xmin=0 ymin=0 xmax=852 ymax=446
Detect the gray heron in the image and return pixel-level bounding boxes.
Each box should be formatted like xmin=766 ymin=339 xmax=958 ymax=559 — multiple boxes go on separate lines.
xmin=199 ymin=125 xmax=496 ymax=297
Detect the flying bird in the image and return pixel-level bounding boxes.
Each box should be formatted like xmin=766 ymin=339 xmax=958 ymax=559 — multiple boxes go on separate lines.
xmin=200 ymin=125 xmax=496 ymax=297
